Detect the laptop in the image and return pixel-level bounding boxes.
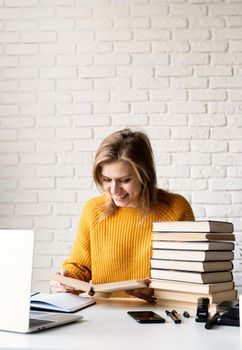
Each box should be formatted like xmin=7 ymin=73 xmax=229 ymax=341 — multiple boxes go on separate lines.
xmin=0 ymin=230 xmax=83 ymax=333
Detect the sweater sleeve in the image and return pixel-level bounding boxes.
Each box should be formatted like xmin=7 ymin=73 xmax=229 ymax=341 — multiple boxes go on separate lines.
xmin=62 ymin=201 xmax=93 ymax=282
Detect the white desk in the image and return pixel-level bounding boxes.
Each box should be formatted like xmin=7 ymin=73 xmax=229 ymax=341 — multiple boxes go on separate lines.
xmin=0 ymin=298 xmax=240 ymax=350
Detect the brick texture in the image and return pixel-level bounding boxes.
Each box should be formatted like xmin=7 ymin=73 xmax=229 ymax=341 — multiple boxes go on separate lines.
xmin=0 ymin=0 xmax=241 ymax=293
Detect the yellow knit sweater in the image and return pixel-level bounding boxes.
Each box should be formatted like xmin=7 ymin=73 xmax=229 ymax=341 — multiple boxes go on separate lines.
xmin=62 ymin=191 xmax=195 ymax=290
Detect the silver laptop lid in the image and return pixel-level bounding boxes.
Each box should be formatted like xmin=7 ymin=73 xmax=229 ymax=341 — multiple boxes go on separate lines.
xmin=0 ymin=230 xmax=34 ymax=333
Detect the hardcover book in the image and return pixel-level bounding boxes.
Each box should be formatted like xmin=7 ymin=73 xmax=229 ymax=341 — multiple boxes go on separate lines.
xmin=152 ymin=232 xmax=235 ymax=241
xmin=152 ymin=249 xmax=234 ymax=262
xmin=156 ymin=299 xmax=218 ymax=313
xmin=153 ymin=288 xmax=237 ymax=304
xmin=151 ymin=240 xmax=235 ymax=251
xmin=152 ymin=220 xmax=234 ymax=233
xmin=150 ymin=259 xmax=233 ymax=272
xmin=149 ymin=280 xmax=234 ymax=294
xmin=150 ymin=269 xmax=233 ymax=284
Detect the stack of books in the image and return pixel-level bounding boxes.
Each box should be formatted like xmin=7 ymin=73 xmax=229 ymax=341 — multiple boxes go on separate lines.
xmin=150 ymin=220 xmax=237 ymax=310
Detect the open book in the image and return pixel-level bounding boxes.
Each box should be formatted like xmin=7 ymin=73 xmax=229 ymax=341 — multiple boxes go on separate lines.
xmin=51 ymin=273 xmax=147 ymax=296
xmin=30 ymin=292 xmax=96 ymax=313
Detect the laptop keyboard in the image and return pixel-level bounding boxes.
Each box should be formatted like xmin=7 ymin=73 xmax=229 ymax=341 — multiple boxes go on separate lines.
xmin=30 ymin=318 xmax=54 ymax=327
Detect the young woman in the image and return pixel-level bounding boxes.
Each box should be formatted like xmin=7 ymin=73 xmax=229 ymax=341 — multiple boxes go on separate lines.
xmin=50 ymin=129 xmax=194 ymax=300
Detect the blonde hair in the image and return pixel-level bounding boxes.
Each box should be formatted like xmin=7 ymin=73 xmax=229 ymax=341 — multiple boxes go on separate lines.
xmin=93 ymin=129 xmax=158 ymax=218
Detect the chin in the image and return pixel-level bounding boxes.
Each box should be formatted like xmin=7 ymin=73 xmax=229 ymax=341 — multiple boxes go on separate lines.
xmin=114 ymin=200 xmax=130 ymax=208
xmin=114 ymin=202 xmax=127 ymax=208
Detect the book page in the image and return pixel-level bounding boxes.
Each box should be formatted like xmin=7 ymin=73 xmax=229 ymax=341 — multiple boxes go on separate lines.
xmin=31 ymin=292 xmax=95 ymax=312
xmin=51 ymin=273 xmax=91 ymax=293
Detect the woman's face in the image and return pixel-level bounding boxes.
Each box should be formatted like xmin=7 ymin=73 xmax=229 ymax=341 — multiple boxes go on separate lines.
xmin=101 ymin=160 xmax=142 ymax=208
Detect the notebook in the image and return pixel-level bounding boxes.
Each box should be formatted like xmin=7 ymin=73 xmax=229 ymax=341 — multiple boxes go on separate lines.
xmin=30 ymin=292 xmax=96 ymax=313
xmin=0 ymin=230 xmax=83 ymax=333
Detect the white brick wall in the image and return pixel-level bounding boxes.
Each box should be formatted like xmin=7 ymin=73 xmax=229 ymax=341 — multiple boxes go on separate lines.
xmin=0 ymin=0 xmax=241 ymax=293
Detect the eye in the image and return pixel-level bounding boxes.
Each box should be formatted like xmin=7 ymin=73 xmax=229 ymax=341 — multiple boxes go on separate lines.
xmin=102 ymin=177 xmax=111 ymax=182
xmin=121 ymin=178 xmax=131 ymax=183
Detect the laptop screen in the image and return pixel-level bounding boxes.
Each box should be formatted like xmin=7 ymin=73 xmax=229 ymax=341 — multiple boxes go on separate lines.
xmin=0 ymin=230 xmax=34 ymax=333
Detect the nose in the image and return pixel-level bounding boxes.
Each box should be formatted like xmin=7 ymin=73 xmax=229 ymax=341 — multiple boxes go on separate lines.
xmin=110 ymin=180 xmax=120 ymax=194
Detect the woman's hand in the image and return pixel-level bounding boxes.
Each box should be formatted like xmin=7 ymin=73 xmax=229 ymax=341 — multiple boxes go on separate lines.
xmin=50 ymin=269 xmax=79 ymax=293
xmin=128 ymin=287 xmax=156 ymax=303
xmin=127 ymin=278 xmax=156 ymax=303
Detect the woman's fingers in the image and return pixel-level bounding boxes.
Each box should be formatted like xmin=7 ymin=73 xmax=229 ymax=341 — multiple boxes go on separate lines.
xmin=128 ymin=287 xmax=156 ymax=303
xmin=50 ymin=270 xmax=77 ymax=293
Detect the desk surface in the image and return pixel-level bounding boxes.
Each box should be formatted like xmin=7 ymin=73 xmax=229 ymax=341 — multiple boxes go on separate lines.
xmin=0 ymin=298 xmax=240 ymax=350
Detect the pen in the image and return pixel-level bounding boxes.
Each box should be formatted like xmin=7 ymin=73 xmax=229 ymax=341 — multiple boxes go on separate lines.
xmin=165 ymin=310 xmax=181 ymax=324
xmin=205 ymin=312 xmax=221 ymax=330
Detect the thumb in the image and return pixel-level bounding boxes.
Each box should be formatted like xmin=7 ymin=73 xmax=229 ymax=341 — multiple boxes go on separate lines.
xmin=59 ymin=269 xmax=69 ymax=276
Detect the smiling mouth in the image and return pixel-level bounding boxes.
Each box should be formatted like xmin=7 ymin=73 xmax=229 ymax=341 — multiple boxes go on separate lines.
xmin=113 ymin=193 xmax=128 ymax=200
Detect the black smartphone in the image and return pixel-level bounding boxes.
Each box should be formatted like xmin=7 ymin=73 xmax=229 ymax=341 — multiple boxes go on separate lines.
xmin=127 ymin=311 xmax=166 ymax=324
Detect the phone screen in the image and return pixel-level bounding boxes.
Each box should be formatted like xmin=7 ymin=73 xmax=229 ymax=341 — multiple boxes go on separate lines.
xmin=127 ymin=311 xmax=166 ymax=323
